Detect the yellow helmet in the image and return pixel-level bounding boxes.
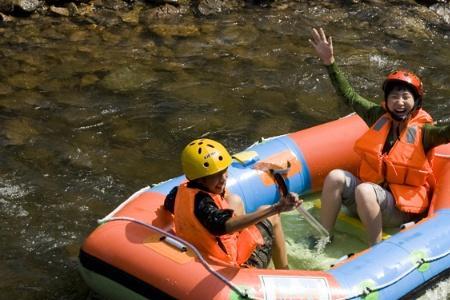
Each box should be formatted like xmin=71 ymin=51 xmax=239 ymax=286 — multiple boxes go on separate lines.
xmin=181 ymin=138 xmax=232 ymax=180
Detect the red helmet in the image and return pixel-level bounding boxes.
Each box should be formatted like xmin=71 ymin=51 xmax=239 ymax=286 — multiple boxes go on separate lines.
xmin=382 ymin=70 xmax=424 ymax=102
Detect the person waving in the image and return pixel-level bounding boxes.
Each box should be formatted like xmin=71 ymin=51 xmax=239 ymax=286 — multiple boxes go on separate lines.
xmin=309 ymin=27 xmax=450 ymax=246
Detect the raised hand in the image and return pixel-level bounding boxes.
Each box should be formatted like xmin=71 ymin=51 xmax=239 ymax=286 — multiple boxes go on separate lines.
xmin=309 ymin=28 xmax=335 ymax=66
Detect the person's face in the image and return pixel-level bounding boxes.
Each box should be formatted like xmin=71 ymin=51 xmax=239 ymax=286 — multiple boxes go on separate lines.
xmin=386 ymin=86 xmax=415 ymax=120
xmin=198 ymin=169 xmax=228 ymax=194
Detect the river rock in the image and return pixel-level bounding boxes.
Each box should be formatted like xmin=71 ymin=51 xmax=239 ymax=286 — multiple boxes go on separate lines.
xmin=49 ymin=5 xmax=69 ymax=16
xmin=2 ymin=118 xmax=39 ymax=145
xmin=87 ymin=8 xmax=122 ymax=26
xmin=69 ymin=29 xmax=88 ymax=41
xmin=148 ymin=23 xmax=200 ymax=38
xmin=0 ymin=11 xmax=14 ymax=21
xmin=119 ymin=4 xmax=141 ymax=23
xmin=101 ymin=29 xmax=121 ymax=44
xmin=7 ymin=73 xmax=41 ymax=89
xmin=195 ymin=0 xmax=242 ymax=16
xmin=430 ymin=3 xmax=450 ymax=23
xmin=80 ymin=74 xmax=100 ymax=87
xmin=74 ymin=2 xmax=94 ymax=16
xmin=377 ymin=6 xmax=434 ymax=40
xmin=94 ymin=0 xmax=128 ymax=11
xmin=141 ymin=4 xmax=185 ymax=19
xmin=1 ymin=90 xmax=50 ymax=109
xmin=100 ymin=64 xmax=157 ymax=92
xmin=0 ymin=0 xmax=41 ymax=13
xmin=0 ymin=82 xmax=13 ymax=95
xmin=64 ymin=145 xmax=94 ymax=169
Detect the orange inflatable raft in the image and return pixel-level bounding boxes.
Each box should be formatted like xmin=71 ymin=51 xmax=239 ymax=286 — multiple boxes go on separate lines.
xmin=79 ymin=114 xmax=450 ymax=299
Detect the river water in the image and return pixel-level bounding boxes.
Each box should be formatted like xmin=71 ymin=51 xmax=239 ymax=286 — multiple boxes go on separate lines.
xmin=0 ymin=1 xmax=449 ymax=299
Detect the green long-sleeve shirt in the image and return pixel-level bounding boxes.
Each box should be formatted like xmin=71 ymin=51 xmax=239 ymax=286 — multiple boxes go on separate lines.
xmin=326 ymin=63 xmax=450 ymax=153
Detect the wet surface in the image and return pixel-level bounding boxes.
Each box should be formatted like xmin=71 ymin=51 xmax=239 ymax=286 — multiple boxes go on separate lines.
xmin=0 ymin=2 xmax=449 ymax=299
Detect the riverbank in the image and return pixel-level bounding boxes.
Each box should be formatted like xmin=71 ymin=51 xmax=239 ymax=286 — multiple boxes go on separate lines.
xmin=1 ymin=0 xmax=449 ymax=23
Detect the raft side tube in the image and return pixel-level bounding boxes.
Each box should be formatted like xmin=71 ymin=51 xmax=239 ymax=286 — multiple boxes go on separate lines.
xmin=143 ymin=115 xmax=368 ymax=214
xmin=146 ymin=135 xmax=312 ymax=214
xmin=79 ymin=249 xmax=174 ymax=300
xmin=329 ymin=210 xmax=450 ymax=299
xmin=289 ymin=114 xmax=367 ymax=191
xmin=227 ymin=135 xmax=312 ymax=213
xmin=429 ymin=143 xmax=450 ymax=214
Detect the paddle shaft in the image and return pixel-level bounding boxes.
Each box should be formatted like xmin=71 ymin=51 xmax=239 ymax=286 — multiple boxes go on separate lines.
xmin=272 ymin=172 xmax=329 ymax=238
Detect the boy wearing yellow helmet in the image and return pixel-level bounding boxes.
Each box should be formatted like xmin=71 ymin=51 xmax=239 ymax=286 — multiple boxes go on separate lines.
xmin=164 ymin=138 xmax=301 ymax=269
xmin=309 ymin=28 xmax=450 ymax=246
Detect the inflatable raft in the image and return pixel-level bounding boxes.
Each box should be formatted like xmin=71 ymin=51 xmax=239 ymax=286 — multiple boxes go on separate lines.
xmin=79 ymin=114 xmax=450 ymax=299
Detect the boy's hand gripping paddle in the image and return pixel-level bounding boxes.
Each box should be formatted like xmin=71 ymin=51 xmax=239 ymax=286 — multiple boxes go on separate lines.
xmin=255 ymin=161 xmax=329 ymax=238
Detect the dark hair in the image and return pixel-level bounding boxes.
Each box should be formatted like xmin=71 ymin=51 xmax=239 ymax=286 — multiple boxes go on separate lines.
xmin=384 ymin=80 xmax=420 ymax=106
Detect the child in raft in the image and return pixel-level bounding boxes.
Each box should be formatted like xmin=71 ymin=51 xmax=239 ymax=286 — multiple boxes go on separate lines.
xmin=309 ymin=27 xmax=450 ymax=246
xmin=163 ymin=138 xmax=301 ymax=269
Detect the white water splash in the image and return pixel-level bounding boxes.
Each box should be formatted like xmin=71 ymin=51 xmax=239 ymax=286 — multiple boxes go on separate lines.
xmin=0 ymin=180 xmax=30 ymax=217
xmin=0 ymin=180 xmax=29 ymax=199
xmin=314 ymin=235 xmax=331 ymax=253
xmin=416 ymin=277 xmax=450 ymax=300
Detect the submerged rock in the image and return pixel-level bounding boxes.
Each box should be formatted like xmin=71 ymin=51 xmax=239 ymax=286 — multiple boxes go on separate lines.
xmin=2 ymin=118 xmax=40 ymax=146
xmin=0 ymin=82 xmax=13 ymax=95
xmin=80 ymin=74 xmax=100 ymax=87
xmin=148 ymin=23 xmax=200 ymax=38
xmin=100 ymin=65 xmax=157 ymax=92
xmin=49 ymin=5 xmax=70 ymax=16
xmin=141 ymin=3 xmax=185 ymax=19
xmin=195 ymin=0 xmax=242 ymax=16
xmin=7 ymin=73 xmax=41 ymax=90
xmin=118 ymin=4 xmax=142 ymax=23
xmin=377 ymin=5 xmax=434 ymax=40
xmin=0 ymin=0 xmax=41 ymax=14
xmin=1 ymin=90 xmax=50 ymax=109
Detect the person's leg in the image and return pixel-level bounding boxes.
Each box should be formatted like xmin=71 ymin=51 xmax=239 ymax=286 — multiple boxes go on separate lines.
xmin=320 ymin=169 xmax=352 ymax=232
xmin=244 ymin=219 xmax=272 ymax=269
xmin=354 ymin=183 xmax=382 ymax=245
xmin=244 ymin=206 xmax=287 ymax=269
xmin=380 ymin=189 xmax=414 ymax=228
xmin=267 ymin=213 xmax=289 ymax=269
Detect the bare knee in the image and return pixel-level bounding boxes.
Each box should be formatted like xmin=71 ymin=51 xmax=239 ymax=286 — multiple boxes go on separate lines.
xmin=267 ymin=213 xmax=281 ymax=228
xmin=324 ymin=169 xmax=347 ymax=190
xmin=322 ymin=169 xmax=346 ymax=194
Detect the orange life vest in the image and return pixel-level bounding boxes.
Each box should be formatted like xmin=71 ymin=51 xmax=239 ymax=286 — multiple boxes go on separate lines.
xmin=173 ymin=183 xmax=264 ymax=266
xmin=354 ymin=109 xmax=434 ymax=214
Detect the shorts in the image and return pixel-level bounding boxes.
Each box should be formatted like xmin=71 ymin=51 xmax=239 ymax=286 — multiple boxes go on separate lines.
xmin=340 ymin=170 xmax=415 ymax=227
xmin=244 ymin=219 xmax=273 ymax=268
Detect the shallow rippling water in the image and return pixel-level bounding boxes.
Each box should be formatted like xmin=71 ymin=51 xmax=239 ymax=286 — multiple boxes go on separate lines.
xmin=0 ymin=2 xmax=449 ymax=299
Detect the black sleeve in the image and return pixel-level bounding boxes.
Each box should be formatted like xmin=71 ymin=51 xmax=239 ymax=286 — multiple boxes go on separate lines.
xmin=163 ymin=186 xmax=178 ymax=214
xmin=194 ymin=191 xmax=234 ymax=236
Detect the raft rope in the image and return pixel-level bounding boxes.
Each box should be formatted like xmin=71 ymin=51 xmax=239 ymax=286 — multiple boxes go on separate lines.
xmin=98 ymin=215 xmax=450 ymax=300
xmin=101 ymin=216 xmax=250 ymax=299
xmin=342 ymin=247 xmax=450 ymax=299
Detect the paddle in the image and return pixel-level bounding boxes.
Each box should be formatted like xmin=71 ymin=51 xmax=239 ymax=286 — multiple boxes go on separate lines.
xmin=254 ymin=161 xmax=330 ymax=238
